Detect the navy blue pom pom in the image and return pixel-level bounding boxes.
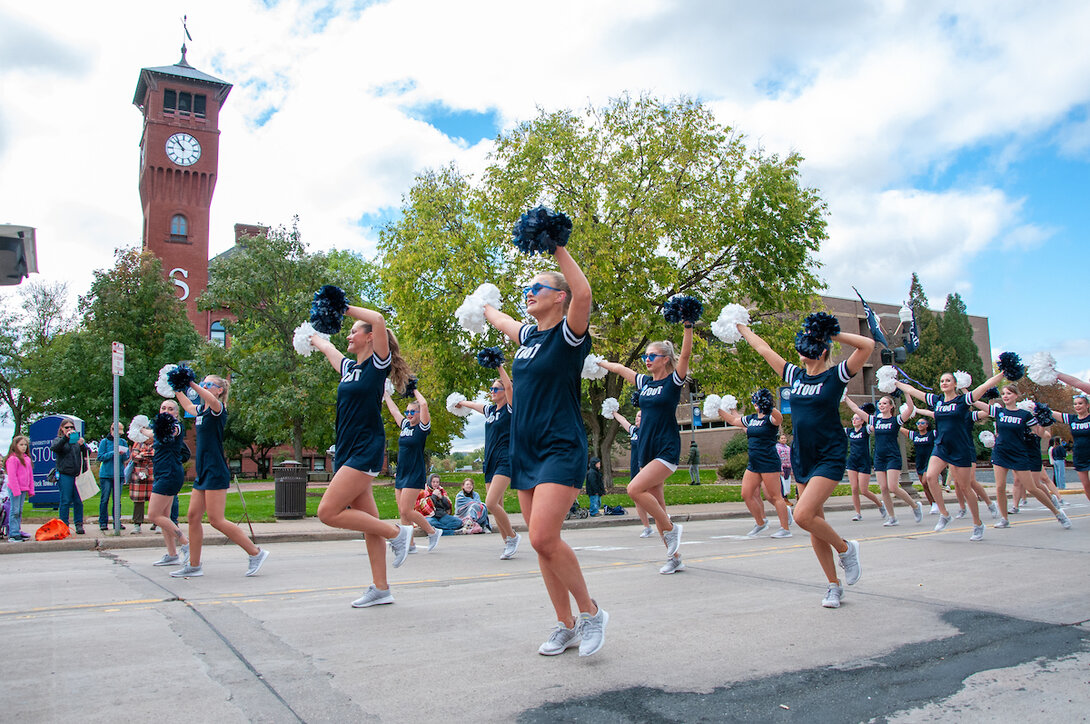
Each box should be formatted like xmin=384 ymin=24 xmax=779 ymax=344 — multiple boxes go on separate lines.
xmin=401 ymin=376 xmax=418 ymax=398
xmin=802 ymin=311 xmax=840 ymax=341
xmin=510 ymin=206 xmax=572 ymax=256
xmin=476 ymin=347 xmax=505 ymax=369
xmin=794 ymin=331 xmax=827 ymax=360
xmin=981 ymin=387 xmax=1000 ymax=402
xmin=630 ymin=390 xmax=641 ymax=408
xmin=153 ymin=412 xmax=177 ymax=441
xmin=860 ymin=402 xmax=876 ymax=415
xmin=890 ymin=387 xmax=904 ymax=401
xmin=997 ymin=352 xmax=1026 ymax=381
xmin=1033 ymin=402 xmax=1055 ymax=427
xmin=663 ymin=295 xmax=703 ymax=324
xmin=166 ymin=363 xmax=196 ymax=392
xmin=751 ymin=388 xmax=774 ymax=414
xmin=310 ymin=285 xmax=349 ymax=335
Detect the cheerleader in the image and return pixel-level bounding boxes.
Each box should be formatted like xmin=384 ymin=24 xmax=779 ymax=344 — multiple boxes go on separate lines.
xmin=481 ymin=243 xmax=608 ymax=656
xmin=844 ymin=395 xmax=921 ymax=526
xmin=843 ymin=412 xmax=885 ymax=521
xmin=312 ymin=306 xmax=414 ymax=608
xmin=980 ymin=385 xmax=1069 ymax=529
xmin=895 ymin=369 xmax=1005 ymax=541
xmin=612 ymin=410 xmax=655 ymax=537
xmin=902 ymin=417 xmax=938 ymax=513
xmin=144 ymin=400 xmax=189 ymax=567
xmin=597 ymin=321 xmax=694 ymax=574
xmin=452 ymin=366 xmax=522 ymax=559
xmin=169 ymin=375 xmax=268 ymax=578
xmin=1045 ymin=382 xmax=1090 ymax=502
xmin=717 ymin=390 xmax=792 ymax=537
xmin=736 ymin=315 xmax=873 ymax=609
xmin=384 ymin=387 xmax=443 ymax=554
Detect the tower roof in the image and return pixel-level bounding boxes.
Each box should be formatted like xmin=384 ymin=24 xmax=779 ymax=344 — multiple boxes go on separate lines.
xmin=133 ymin=46 xmax=232 ymax=108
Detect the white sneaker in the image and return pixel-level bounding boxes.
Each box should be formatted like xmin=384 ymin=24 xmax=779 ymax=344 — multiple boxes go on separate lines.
xmin=388 ymin=524 xmax=413 ymax=568
xmin=577 ymin=603 xmax=609 ymax=657
xmin=851 ymin=513 xmax=863 ymax=521
xmin=994 ymin=518 xmax=1010 ymax=529
xmin=538 ymin=623 xmax=579 ymax=656
xmin=153 ymin=553 xmax=180 ymax=566
xmin=954 ymin=508 xmax=967 ymax=519
xmin=659 ymin=556 xmax=686 ymax=574
xmin=351 ymin=584 xmax=394 ymax=608
xmin=787 ymin=506 xmax=795 ymax=527
xmin=746 ymin=522 xmax=769 ymax=537
xmin=988 ymin=501 xmax=1000 ymax=520
xmin=882 ymin=517 xmax=899 ymax=527
xmin=838 ymin=540 xmax=861 ymax=585
xmin=130 ymin=525 xmax=142 ymax=535
xmin=663 ymin=523 xmax=682 ymax=557
xmin=822 ymin=582 xmax=843 ymax=608
xmin=245 ymin=548 xmax=269 ymax=577
xmin=934 ymin=514 xmax=952 ymax=532
xmin=878 ymin=503 xmax=888 ymax=519
xmin=929 ymin=503 xmax=939 ymax=515
xmin=179 ymin=544 xmax=190 ymax=566
xmin=969 ymin=524 xmax=984 ymax=541
xmin=770 ymin=528 xmax=792 ymax=538
xmin=1057 ymin=510 xmax=1072 ymax=530
xmin=427 ymin=527 xmax=442 ymax=552
xmin=913 ymin=503 xmax=924 ymax=523
xmin=170 ymin=564 xmax=203 ymax=578
xmin=639 ymin=526 xmax=654 ymax=538
xmin=500 ymin=533 xmax=521 ymax=560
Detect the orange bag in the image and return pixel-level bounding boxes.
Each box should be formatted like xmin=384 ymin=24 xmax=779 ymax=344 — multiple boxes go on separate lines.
xmin=35 ymin=518 xmax=71 ymax=541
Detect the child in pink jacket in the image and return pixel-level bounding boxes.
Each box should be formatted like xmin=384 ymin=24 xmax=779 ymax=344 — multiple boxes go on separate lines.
xmin=5 ymin=436 xmax=34 ymax=542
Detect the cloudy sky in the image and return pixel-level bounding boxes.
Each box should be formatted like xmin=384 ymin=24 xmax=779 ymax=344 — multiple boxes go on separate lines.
xmin=2 ymin=0 xmax=1089 ymax=451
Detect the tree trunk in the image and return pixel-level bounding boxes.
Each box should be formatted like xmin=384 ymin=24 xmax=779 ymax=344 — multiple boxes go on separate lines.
xmin=292 ymin=416 xmax=304 ymax=462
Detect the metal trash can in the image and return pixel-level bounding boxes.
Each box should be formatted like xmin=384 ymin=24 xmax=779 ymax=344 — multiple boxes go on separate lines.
xmin=273 ymin=461 xmax=307 ymax=519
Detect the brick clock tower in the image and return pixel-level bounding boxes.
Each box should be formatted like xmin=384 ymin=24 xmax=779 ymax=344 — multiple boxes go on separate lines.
xmin=133 ymin=46 xmax=232 ymax=336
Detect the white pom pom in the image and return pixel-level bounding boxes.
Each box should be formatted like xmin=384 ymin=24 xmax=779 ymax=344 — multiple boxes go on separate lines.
xmin=127 ymin=415 xmax=150 ymax=443
xmin=898 ymin=304 xmax=913 ymax=323
xmin=876 ymin=365 xmax=899 ymax=393
xmin=601 ymin=397 xmax=620 ymax=419
xmin=156 ymin=364 xmax=177 ymax=398
xmin=582 ymin=354 xmax=608 ymax=380
xmin=385 ymin=379 xmax=395 ymax=397
xmin=446 ymin=392 xmax=472 ymax=417
xmin=979 ymin=430 xmax=995 ymax=449
xmin=711 ymin=304 xmax=750 ymax=344
xmin=720 ymin=395 xmax=738 ymax=412
xmin=1015 ymin=399 xmax=1034 ymax=413
xmin=703 ymin=395 xmax=723 ymax=419
xmin=954 ymin=370 xmax=972 ymax=389
xmin=1027 ymin=352 xmax=1058 ymax=386
xmin=292 ymin=321 xmax=329 ymax=357
xmin=455 ymin=283 xmax=502 ymax=336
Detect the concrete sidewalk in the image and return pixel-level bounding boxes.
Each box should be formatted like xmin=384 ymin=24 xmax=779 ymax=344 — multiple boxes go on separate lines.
xmin=3 ymin=484 xmax=1079 ymax=555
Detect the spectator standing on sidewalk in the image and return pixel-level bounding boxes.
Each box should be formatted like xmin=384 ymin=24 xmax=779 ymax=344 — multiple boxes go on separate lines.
xmin=585 ymin=458 xmax=604 ymax=516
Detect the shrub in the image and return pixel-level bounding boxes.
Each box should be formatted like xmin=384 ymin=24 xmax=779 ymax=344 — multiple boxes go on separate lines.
xmin=722 ymin=433 xmax=748 ymax=459
xmin=718 ymin=452 xmax=748 ymax=480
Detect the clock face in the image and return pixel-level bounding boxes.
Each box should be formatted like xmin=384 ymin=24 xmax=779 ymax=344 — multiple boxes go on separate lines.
xmin=165 ymin=133 xmax=201 ymax=166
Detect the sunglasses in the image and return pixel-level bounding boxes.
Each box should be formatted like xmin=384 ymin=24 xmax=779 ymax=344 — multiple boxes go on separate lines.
xmin=522 ymin=282 xmax=562 ymax=297
xmin=489 ymin=386 xmax=503 ymax=393
xmin=61 ymin=426 xmax=74 ymax=431
xmin=200 ymin=381 xmax=221 ymax=390
xmin=406 ymin=409 xmax=418 ymax=416
xmin=640 ymin=353 xmax=664 ymax=363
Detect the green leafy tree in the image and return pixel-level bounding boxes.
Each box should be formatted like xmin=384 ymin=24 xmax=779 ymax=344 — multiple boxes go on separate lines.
xmin=941 ymin=293 xmax=986 ymax=384
xmin=379 ymin=95 xmax=828 ymax=481
xmin=199 ymin=221 xmax=358 ymax=461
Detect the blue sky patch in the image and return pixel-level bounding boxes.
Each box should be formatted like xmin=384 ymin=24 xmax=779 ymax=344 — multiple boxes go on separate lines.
xmin=406 ymin=101 xmax=501 ymax=144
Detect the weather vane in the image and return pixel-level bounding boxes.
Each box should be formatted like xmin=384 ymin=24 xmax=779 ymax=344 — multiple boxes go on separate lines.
xmin=180 ymin=14 xmax=194 ymax=61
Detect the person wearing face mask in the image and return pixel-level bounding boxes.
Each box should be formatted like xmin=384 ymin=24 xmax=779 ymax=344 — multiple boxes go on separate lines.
xmin=51 ymin=418 xmax=91 ymax=534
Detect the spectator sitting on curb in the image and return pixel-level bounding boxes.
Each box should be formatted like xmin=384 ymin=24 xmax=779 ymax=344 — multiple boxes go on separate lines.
xmin=455 ymin=478 xmax=490 ymax=532
xmin=417 ymin=474 xmax=463 ymax=535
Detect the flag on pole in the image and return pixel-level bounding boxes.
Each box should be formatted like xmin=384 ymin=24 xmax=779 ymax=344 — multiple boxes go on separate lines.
xmin=853 ymin=287 xmax=888 ymax=348
xmin=905 ymin=306 xmax=920 ymax=353
xmin=183 ymin=15 xmax=193 ymax=41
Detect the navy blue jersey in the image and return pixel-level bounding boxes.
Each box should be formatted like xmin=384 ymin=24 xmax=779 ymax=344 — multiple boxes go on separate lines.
xmin=783 ymin=361 xmax=854 ymax=484
xmin=870 ymin=413 xmax=904 ymax=470
xmin=483 ymin=403 xmax=512 ymax=481
xmin=335 ymin=353 xmax=391 ymax=474
xmin=152 ymin=418 xmax=186 ymax=495
xmin=846 ymin=426 xmax=871 ymax=472
xmin=926 ymin=392 xmax=975 ymax=467
xmin=1022 ymin=429 xmax=1043 ymax=472
xmin=910 ymin=431 xmax=935 ymax=471
xmin=395 ymin=419 xmax=431 ymax=489
xmin=744 ymin=414 xmax=781 ymax=473
xmin=193 ymin=403 xmax=230 ymax=490
xmin=510 ymin=320 xmax=592 ymax=490
xmin=989 ymin=404 xmax=1034 ymax=470
xmin=629 ymin=425 xmax=641 ymax=479
xmin=635 ymin=371 xmax=685 ymax=467
xmin=1059 ymin=413 xmax=1090 ymax=471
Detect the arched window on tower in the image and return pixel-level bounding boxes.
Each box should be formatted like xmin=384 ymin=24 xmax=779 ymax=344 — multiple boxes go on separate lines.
xmin=170 ymin=214 xmax=188 ymax=242
xmin=210 ymin=320 xmax=227 ymax=347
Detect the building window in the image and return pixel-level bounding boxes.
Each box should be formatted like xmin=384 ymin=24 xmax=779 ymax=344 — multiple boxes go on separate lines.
xmin=178 ymin=92 xmax=192 ymax=115
xmin=194 ymin=94 xmax=207 ymax=118
xmin=170 ymin=214 xmax=188 ymax=241
xmin=312 ymin=457 xmax=326 ymax=472
xmin=164 ymin=89 xmax=176 ymax=113
xmin=229 ymin=458 xmax=242 ymax=473
xmin=210 ymin=320 xmax=227 ymax=346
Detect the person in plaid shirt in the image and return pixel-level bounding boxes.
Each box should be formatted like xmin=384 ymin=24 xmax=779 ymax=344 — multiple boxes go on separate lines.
xmin=128 ymin=428 xmax=154 ymax=535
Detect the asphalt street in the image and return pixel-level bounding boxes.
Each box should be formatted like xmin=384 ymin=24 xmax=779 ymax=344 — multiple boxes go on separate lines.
xmin=2 ymin=501 xmax=1087 ymax=723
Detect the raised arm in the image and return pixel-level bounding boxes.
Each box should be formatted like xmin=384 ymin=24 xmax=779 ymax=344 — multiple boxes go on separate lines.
xmin=484 ymin=304 xmax=523 ymax=344
xmin=347 ymin=305 xmax=389 ymax=360
xmin=312 ymin=335 xmax=346 ymax=373
xmin=456 ymin=399 xmax=488 ymax=415
xmin=843 ymin=395 xmax=867 ymax=419
xmin=414 ymin=389 xmax=430 ymax=426
xmin=383 ymin=392 xmax=405 ymax=426
xmin=1057 ymin=372 xmax=1090 ymax=395
xmin=833 ymin=331 xmax=876 ymax=377
xmin=498 ymin=365 xmax=512 ymax=404
xmin=716 ymin=408 xmax=747 ymax=430
xmin=738 ymin=324 xmax=787 ymax=378
xmin=971 ymin=399 xmax=991 ymax=413
xmin=612 ymin=411 xmax=633 ymax=433
xmin=554 ymin=246 xmax=591 ymax=337
xmin=770 ymin=407 xmax=783 ymax=426
xmin=676 ymin=323 xmax=694 ymax=380
xmin=969 ymin=372 xmax=1006 ymax=402
xmin=896 ymin=380 xmax=928 ymax=404
xmin=915 ymin=406 xmax=935 ymax=419
xmin=898 ymin=393 xmax=916 ymax=423
xmin=598 ymin=360 xmax=639 ymax=386
xmin=176 ymin=380 xmax=223 ymax=417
